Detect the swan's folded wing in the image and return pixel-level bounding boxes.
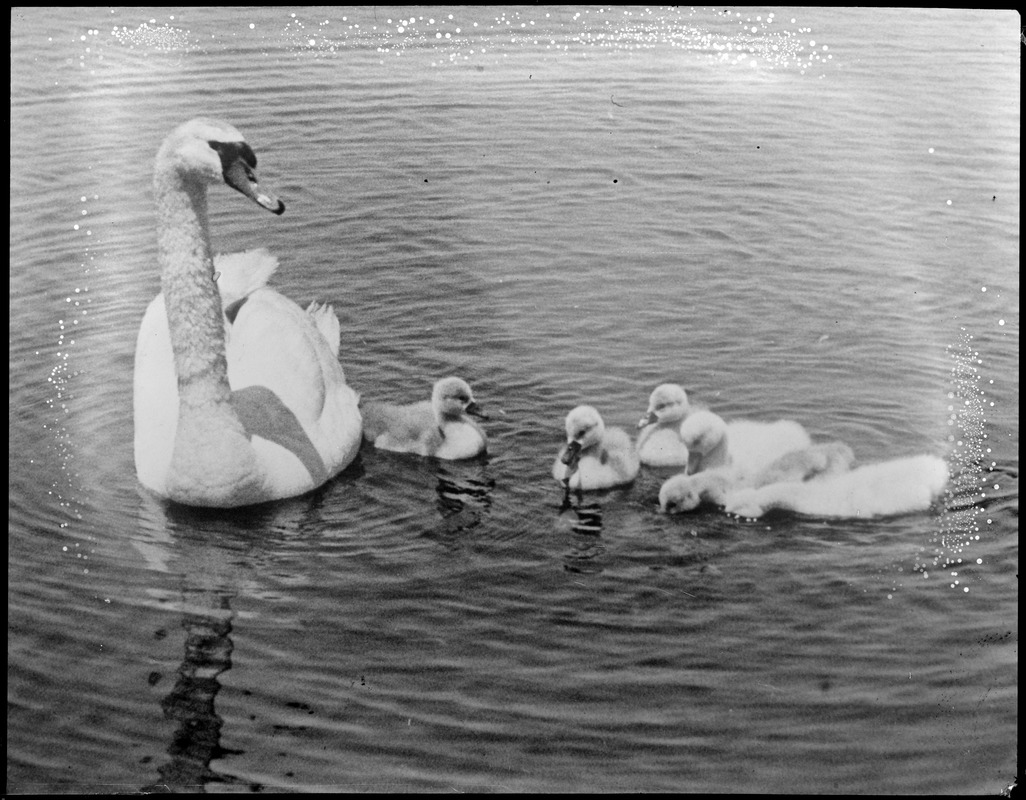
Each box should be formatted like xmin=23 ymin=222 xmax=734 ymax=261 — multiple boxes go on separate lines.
xmin=231 ymin=385 xmax=328 ymax=485
xmin=225 ymin=288 xmax=340 ymax=426
xmin=306 ymin=301 xmax=341 ymax=358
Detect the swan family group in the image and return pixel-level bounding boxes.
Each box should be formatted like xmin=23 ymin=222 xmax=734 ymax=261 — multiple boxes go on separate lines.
xmin=133 ymin=118 xmax=950 ymax=520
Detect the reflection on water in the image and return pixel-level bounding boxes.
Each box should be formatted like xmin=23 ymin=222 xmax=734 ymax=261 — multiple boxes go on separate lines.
xmin=145 ymin=599 xmax=240 ymax=793
xmin=427 ymin=462 xmax=496 ymax=544
xmin=558 ymin=489 xmax=606 ymax=574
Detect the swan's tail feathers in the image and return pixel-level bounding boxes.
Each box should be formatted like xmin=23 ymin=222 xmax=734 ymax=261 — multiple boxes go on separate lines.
xmin=307 ymin=301 xmax=341 ymax=357
xmin=214 ymin=248 xmax=280 ymax=308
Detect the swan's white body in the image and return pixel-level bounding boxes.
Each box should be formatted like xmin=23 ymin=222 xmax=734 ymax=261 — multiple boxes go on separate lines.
xmin=724 ymin=454 xmax=949 ymax=520
xmin=133 ymin=118 xmax=362 ymax=507
xmin=361 ymin=377 xmax=488 ymax=460
xmin=681 ymin=410 xmax=812 ymax=482
xmin=635 ymin=384 xmax=691 ymax=467
xmin=553 ymin=405 xmax=640 ymax=491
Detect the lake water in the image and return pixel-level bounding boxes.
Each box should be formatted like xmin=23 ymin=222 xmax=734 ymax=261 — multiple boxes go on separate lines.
xmin=9 ymin=6 xmax=1018 ymax=794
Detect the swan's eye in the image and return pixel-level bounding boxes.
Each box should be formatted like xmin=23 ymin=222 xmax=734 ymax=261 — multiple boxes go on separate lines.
xmin=208 ymin=140 xmax=258 ymax=169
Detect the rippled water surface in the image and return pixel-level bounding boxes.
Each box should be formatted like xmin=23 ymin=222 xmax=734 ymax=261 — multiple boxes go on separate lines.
xmin=9 ymin=7 xmax=1018 ymax=794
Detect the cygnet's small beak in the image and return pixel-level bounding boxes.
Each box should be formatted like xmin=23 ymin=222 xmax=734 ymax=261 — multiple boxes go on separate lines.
xmin=561 ymin=440 xmax=583 ymax=470
xmin=465 ymin=401 xmax=488 ymax=420
xmin=637 ymin=411 xmax=657 ymax=429
xmin=687 ymin=451 xmax=702 ymax=476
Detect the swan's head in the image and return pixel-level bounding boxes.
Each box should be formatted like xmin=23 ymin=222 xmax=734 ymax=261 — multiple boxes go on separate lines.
xmin=638 ymin=383 xmax=689 ymax=428
xmin=157 ymin=118 xmax=285 ymax=215
xmin=561 ymin=405 xmax=605 ymax=470
xmin=658 ymin=473 xmax=702 ymax=514
xmin=432 ymin=377 xmax=487 ymax=422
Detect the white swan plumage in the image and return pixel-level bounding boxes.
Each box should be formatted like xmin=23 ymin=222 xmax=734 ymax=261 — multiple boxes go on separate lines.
xmin=361 ymin=377 xmax=488 ymax=460
xmin=635 ymin=383 xmax=691 ymax=467
xmin=724 ymin=454 xmax=949 ymax=519
xmin=133 ymin=118 xmax=362 ymax=507
xmin=553 ymin=405 xmax=640 ymax=491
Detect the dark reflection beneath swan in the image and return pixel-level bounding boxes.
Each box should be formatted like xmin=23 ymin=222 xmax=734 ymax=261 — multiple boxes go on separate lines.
xmin=132 ymin=491 xmax=338 ymax=793
xmin=141 ymin=594 xmax=255 ymax=793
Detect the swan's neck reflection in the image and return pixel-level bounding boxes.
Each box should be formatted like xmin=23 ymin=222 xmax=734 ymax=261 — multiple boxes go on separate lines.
xmin=145 ymin=595 xmax=244 ymax=792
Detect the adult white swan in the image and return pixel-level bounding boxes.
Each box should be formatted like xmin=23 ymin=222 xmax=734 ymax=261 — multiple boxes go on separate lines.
xmin=133 ymin=118 xmax=362 ymax=507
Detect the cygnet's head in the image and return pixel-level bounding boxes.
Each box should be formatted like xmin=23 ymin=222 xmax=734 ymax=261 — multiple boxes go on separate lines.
xmin=432 ymin=377 xmax=487 ymax=421
xmin=158 ymin=118 xmax=284 ymax=214
xmin=680 ymin=409 xmax=727 ymax=456
xmin=820 ymin=441 xmax=856 ymax=471
xmin=561 ymin=405 xmax=606 ymax=471
xmin=638 ymin=383 xmax=690 ymax=428
xmin=658 ymin=473 xmax=703 ymax=514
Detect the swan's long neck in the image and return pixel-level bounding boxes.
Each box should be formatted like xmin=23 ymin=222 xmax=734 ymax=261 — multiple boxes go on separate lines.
xmin=155 ymin=171 xmax=232 ymax=407
xmin=154 ymin=168 xmax=266 ymax=504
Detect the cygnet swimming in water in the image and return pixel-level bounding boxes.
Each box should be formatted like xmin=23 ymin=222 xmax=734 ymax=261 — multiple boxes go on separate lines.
xmin=659 ymin=469 xmax=734 ymax=514
xmin=659 ymin=440 xmax=855 ymax=515
xmin=553 ymin=405 xmax=640 ymax=491
xmin=635 ymin=383 xmax=691 ymax=467
xmin=681 ymin=409 xmax=811 ymax=482
xmin=724 ymin=454 xmax=949 ymax=520
xmin=361 ymin=377 xmax=488 ymax=460
xmin=752 ymin=441 xmax=856 ymax=486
